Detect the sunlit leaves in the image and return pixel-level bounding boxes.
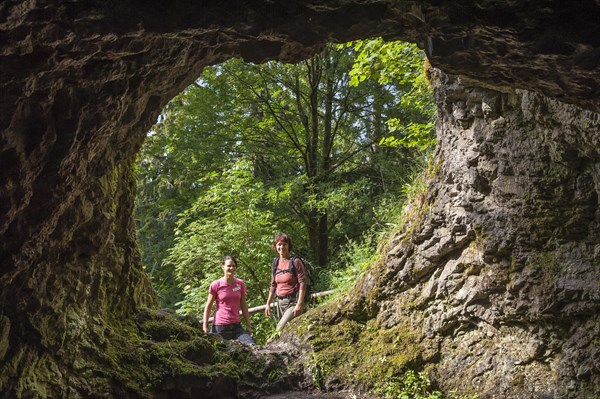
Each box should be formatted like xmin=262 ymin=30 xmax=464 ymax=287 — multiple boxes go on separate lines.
xmin=344 ymin=38 xmax=436 ymax=153
xmin=166 ymin=159 xmax=277 ymax=314
xmin=380 ymin=120 xmax=436 ymax=150
xmin=135 ymin=39 xmax=436 ymax=314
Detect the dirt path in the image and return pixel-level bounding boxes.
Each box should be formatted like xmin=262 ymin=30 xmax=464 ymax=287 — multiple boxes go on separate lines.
xmin=261 ymin=391 xmax=363 ymax=399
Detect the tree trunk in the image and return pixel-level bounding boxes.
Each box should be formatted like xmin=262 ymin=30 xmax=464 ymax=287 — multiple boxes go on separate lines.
xmin=317 ymin=212 xmax=329 ymax=267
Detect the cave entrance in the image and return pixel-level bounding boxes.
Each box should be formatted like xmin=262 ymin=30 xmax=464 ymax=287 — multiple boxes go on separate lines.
xmin=132 ymin=39 xmax=436 ymax=343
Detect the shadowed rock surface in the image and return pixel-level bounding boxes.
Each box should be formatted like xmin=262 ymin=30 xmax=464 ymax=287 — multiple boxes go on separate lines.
xmin=279 ymin=71 xmax=599 ymax=398
xmin=1 ymin=1 xmax=599 ymax=398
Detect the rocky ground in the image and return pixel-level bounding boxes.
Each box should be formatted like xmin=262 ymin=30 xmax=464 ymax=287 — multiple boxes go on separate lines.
xmin=261 ymin=392 xmax=354 ymax=399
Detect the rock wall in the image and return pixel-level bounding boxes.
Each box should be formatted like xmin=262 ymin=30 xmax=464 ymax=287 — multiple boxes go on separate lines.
xmin=383 ymin=72 xmax=600 ymax=397
xmin=1 ymin=0 xmax=599 ymax=398
xmin=300 ymin=72 xmax=599 ymax=398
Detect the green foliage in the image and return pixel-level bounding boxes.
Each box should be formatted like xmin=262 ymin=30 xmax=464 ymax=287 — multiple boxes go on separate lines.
xmin=344 ymin=38 xmax=436 ymax=153
xmin=379 ymin=370 xmax=441 ymax=399
xmin=166 ymin=158 xmax=277 ymax=315
xmin=377 ymin=370 xmax=477 ymax=399
xmin=250 ymin=313 xmax=277 ymax=345
xmin=381 ymin=120 xmax=436 ymax=151
xmin=163 ymin=158 xmax=280 ymax=343
xmin=321 ymin=158 xmax=429 ymax=301
xmin=222 ymin=47 xmax=405 ymax=265
xmin=134 ymin=39 xmax=435 ymax=329
xmin=134 ymin=79 xmax=245 ymax=307
xmin=324 ymin=233 xmax=378 ymax=294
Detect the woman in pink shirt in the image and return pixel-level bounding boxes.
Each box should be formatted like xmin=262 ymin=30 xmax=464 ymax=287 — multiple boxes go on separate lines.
xmin=202 ymin=256 xmax=254 ymax=344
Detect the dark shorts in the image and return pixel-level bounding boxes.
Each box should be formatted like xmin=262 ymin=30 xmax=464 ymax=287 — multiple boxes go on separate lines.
xmin=211 ymin=323 xmax=254 ymax=345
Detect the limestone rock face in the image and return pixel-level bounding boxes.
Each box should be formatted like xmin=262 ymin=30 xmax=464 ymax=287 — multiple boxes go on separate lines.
xmin=284 ymin=72 xmax=599 ymax=399
xmin=0 ymin=0 xmax=599 ymax=398
xmin=370 ymin=72 xmax=600 ymax=397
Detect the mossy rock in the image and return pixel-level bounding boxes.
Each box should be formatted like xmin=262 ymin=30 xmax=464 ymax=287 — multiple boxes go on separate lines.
xmin=281 ymin=301 xmax=425 ymax=394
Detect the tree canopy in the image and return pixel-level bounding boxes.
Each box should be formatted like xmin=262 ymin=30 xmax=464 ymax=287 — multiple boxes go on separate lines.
xmin=134 ymin=39 xmax=435 ymax=323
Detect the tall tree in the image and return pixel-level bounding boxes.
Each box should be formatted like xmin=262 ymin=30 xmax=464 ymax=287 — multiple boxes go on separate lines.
xmin=219 ymin=43 xmax=429 ymax=267
xmin=135 ymin=40 xmax=435 ymax=309
xmin=165 ymin=158 xmax=277 ymax=314
xmin=134 ymin=77 xmax=247 ymax=306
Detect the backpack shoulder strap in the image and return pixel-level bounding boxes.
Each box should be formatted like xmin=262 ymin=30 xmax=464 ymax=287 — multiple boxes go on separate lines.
xmin=273 ymin=257 xmax=295 ymax=276
xmin=289 ymin=256 xmax=297 ymax=276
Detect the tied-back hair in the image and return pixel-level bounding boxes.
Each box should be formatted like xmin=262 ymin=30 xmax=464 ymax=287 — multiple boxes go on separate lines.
xmin=222 ymin=255 xmax=237 ymax=266
xmin=272 ymin=232 xmax=293 ymax=251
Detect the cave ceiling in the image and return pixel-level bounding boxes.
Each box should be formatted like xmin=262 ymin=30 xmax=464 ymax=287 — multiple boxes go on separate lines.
xmin=1 ymin=0 xmax=599 ymax=267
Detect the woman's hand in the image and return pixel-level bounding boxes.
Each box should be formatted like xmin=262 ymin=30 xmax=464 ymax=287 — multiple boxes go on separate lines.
xmin=292 ymin=304 xmax=303 ymax=317
xmin=264 ymin=292 xmax=275 ymax=317
xmin=293 ymin=288 xmax=306 ymax=317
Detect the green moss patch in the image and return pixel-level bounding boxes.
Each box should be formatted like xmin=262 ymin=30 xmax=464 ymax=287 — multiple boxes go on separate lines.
xmin=296 ymin=309 xmax=422 ymax=392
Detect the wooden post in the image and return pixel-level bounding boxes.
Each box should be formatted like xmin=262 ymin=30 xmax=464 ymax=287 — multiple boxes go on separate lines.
xmin=204 ymin=289 xmax=335 ymax=324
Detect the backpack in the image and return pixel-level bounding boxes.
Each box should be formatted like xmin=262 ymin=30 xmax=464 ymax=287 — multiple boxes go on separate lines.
xmin=271 ymin=255 xmax=315 ymax=303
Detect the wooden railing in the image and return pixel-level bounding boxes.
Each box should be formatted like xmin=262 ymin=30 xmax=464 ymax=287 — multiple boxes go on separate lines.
xmin=206 ymin=289 xmax=335 ymax=323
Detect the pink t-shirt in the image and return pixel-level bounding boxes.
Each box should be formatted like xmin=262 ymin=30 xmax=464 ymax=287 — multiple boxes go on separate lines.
xmin=209 ymin=277 xmax=246 ymax=325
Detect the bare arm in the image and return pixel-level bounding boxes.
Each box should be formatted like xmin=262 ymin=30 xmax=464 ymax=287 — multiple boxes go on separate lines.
xmin=293 ymin=257 xmax=306 ymax=317
xmin=240 ymin=293 xmax=252 ymax=333
xmin=202 ymin=293 xmax=215 ymax=333
xmin=265 ymin=290 xmax=275 ymax=317
xmin=293 ymin=287 xmax=305 ymax=317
